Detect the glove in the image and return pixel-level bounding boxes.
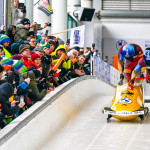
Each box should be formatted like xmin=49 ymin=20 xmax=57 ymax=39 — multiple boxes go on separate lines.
xmin=120 ymin=73 xmax=124 ymax=80
xmin=49 ymin=70 xmax=56 ymax=76
xmin=129 ymin=79 xmax=134 ymax=85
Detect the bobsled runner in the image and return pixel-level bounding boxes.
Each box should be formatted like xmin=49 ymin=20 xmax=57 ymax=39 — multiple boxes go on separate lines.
xmin=103 ymin=80 xmax=149 ymax=123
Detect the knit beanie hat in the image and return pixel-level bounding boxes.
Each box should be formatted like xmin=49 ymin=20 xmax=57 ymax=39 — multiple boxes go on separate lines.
xmin=27 ymin=31 xmax=37 ymax=37
xmin=0 ymin=64 xmax=4 ymax=73
xmin=0 ymin=34 xmax=10 ymax=45
xmin=19 ymin=44 xmax=30 ymax=54
xmin=34 ymin=47 xmax=45 ymax=53
xmin=11 ymin=43 xmax=21 ymax=55
xmin=39 ymin=40 xmax=50 ymax=49
xmin=32 ymin=69 xmax=41 ymax=78
xmin=12 ymin=54 xmax=23 ymax=60
xmin=21 ymin=18 xmax=30 ymax=25
xmin=31 ymin=53 xmax=41 ymax=61
xmin=2 ymin=57 xmax=13 ymax=65
xmin=30 ymin=51 xmax=36 ymax=55
xmin=13 ymin=60 xmax=23 ymax=70
xmin=48 ymin=40 xmax=56 ymax=47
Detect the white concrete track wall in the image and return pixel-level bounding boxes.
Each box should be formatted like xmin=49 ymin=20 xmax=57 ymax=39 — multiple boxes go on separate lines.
xmin=0 ymin=76 xmax=115 ymax=150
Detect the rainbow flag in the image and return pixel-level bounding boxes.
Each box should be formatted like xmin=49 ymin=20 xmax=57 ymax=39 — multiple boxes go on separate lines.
xmin=37 ymin=0 xmax=53 ymax=16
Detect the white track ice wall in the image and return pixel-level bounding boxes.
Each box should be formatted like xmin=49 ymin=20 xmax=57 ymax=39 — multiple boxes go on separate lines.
xmin=0 ymin=76 xmax=115 ymax=150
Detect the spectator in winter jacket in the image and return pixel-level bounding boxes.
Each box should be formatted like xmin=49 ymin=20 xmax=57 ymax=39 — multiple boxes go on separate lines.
xmin=48 ymin=39 xmax=56 ymax=53
xmin=39 ymin=40 xmax=50 ymax=51
xmin=6 ymin=25 xmax=16 ymax=45
xmin=11 ymin=43 xmax=21 ymax=55
xmin=34 ymin=47 xmax=45 ymax=57
xmin=38 ymin=40 xmax=52 ymax=76
xmin=20 ymin=69 xmax=51 ymax=102
xmin=14 ymin=18 xmax=30 ymax=43
xmin=0 ymin=35 xmax=11 ymax=58
xmin=67 ymin=49 xmax=79 ymax=61
xmin=12 ymin=54 xmax=27 ymax=73
xmin=52 ymin=45 xmax=72 ymax=76
xmin=14 ymin=0 xmax=26 ymax=25
xmin=27 ymin=36 xmax=37 ymax=51
xmin=69 ymin=55 xmax=86 ymax=78
xmin=19 ymin=44 xmax=30 ymax=69
xmin=0 ymin=82 xmax=25 ymax=128
xmin=28 ymin=53 xmax=41 ymax=69
xmin=13 ymin=60 xmax=24 ymax=74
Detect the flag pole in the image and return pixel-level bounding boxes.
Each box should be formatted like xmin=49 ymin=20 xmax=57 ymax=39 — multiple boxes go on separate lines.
xmin=49 ymin=29 xmax=71 ymax=36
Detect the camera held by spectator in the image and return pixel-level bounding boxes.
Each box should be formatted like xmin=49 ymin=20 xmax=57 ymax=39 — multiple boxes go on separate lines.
xmin=5 ymin=71 xmax=14 ymax=85
xmin=46 ymin=22 xmax=52 ymax=27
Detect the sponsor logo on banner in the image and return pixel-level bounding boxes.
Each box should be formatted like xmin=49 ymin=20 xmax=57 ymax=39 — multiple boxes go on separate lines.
xmin=116 ymin=40 xmax=127 ymax=51
xmin=145 ymin=40 xmax=150 ymax=48
xmin=70 ymin=25 xmax=85 ymax=48
xmin=74 ymin=30 xmax=80 ymax=45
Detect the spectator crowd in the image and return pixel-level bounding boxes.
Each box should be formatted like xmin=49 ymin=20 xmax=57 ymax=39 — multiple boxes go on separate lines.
xmin=0 ymin=0 xmax=95 ymax=129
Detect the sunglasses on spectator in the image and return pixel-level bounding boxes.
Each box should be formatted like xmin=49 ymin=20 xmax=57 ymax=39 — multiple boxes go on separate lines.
xmin=30 ymin=41 xmax=36 ymax=43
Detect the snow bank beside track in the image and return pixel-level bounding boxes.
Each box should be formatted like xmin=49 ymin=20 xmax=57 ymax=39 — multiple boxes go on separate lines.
xmin=0 ymin=76 xmax=115 ymax=150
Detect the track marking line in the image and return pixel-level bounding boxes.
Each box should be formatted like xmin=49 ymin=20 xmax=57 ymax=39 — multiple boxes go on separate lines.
xmin=124 ymin=125 xmax=142 ymax=150
xmin=85 ymin=124 xmax=108 ymax=150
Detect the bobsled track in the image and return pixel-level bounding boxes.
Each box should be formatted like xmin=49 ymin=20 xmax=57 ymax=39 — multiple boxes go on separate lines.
xmin=1 ymin=76 xmax=150 ymax=150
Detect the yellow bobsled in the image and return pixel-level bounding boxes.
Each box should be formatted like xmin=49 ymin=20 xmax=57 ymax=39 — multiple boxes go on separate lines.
xmin=103 ymin=82 xmax=149 ymax=123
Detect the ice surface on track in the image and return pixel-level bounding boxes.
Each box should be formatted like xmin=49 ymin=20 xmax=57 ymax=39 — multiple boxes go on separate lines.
xmin=41 ymin=95 xmax=150 ymax=150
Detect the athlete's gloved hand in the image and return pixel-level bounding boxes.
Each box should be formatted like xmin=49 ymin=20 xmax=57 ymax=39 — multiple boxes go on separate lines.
xmin=129 ymin=79 xmax=134 ymax=85
xmin=120 ymin=73 xmax=124 ymax=80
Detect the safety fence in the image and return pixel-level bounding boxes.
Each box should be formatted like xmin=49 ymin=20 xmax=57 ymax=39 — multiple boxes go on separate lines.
xmin=92 ymin=55 xmax=120 ymax=86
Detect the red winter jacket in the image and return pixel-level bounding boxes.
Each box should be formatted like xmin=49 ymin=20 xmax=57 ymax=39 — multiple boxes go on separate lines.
xmin=22 ymin=56 xmax=29 ymax=69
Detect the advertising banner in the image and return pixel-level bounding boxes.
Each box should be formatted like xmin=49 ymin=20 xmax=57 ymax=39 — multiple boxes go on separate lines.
xmin=70 ymin=25 xmax=85 ymax=48
xmin=93 ymin=56 xmax=119 ymax=86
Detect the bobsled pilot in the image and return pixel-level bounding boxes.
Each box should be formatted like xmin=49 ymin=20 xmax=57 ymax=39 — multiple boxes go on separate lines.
xmin=118 ymin=43 xmax=143 ymax=82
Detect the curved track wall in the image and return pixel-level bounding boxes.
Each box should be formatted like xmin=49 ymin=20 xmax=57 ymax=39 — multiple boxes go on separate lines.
xmin=0 ymin=76 xmax=115 ymax=150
